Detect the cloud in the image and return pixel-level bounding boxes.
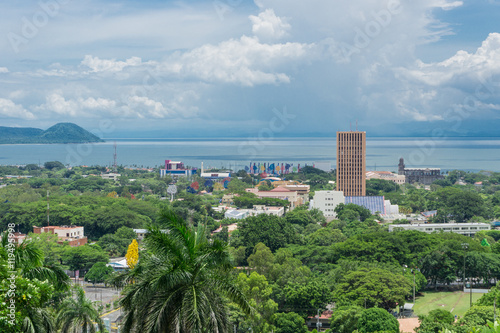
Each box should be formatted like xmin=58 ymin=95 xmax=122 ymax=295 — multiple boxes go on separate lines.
xmin=38 ymin=93 xmax=117 ymax=117
xmin=126 ymin=96 xmax=168 ymax=118
xmin=0 ymin=98 xmax=35 ymax=120
xmin=81 ymin=55 xmax=151 ymax=73
xmin=400 ymin=33 xmax=500 ymax=87
xmin=436 ymin=0 xmax=463 ymax=10
xmin=250 ymin=9 xmax=291 ymax=41
xmin=162 ymin=36 xmax=310 ymax=86
xmin=0 ymin=67 xmax=8 ymax=73
xmin=0 ymin=0 xmax=491 ymax=135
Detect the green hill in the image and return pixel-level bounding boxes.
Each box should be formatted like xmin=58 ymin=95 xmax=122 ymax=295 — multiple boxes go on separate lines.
xmin=0 ymin=123 xmax=104 ymax=144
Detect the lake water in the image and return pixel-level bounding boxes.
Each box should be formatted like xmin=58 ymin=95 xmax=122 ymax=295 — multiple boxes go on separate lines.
xmin=0 ymin=137 xmax=499 ymax=172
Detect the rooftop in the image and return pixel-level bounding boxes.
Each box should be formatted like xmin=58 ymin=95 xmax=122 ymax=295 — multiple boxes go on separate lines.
xmin=270 ymin=186 xmax=292 ymax=192
xmin=35 ymin=225 xmax=83 ymax=230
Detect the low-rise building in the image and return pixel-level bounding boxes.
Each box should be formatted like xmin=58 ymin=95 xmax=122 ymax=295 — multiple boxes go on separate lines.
xmin=310 ymin=190 xmax=345 ymax=219
xmin=133 ymin=229 xmax=148 ymax=241
xmin=366 ymin=171 xmax=406 ymax=185
xmin=306 ymin=310 xmax=333 ymax=331
xmin=221 ymin=194 xmax=235 ymax=205
xmin=225 ymin=210 xmax=249 ymax=220
xmin=388 ymin=222 xmax=490 ymax=236
xmin=201 ymin=172 xmax=231 ymax=179
xmin=245 ymin=186 xmax=301 ymax=210
xmin=0 ymin=232 xmax=27 ymax=245
xmin=160 ymin=160 xmax=197 ymax=178
xmin=33 ymin=225 xmax=87 ymax=247
xmin=224 ymin=205 xmax=285 ymax=219
xmin=101 ymin=173 xmax=121 ymax=181
xmin=398 ymin=158 xmax=444 ymax=185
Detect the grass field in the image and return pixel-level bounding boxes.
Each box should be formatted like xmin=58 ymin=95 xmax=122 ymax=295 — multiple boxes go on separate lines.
xmin=413 ymin=291 xmax=486 ymax=318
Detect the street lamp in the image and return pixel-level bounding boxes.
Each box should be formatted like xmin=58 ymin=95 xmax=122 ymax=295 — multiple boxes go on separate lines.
xmin=316 ymin=309 xmax=323 ymax=331
xmin=461 ymin=243 xmax=469 ymax=290
xmin=403 ymin=265 xmax=417 ymax=304
xmin=411 ymin=268 xmax=417 ymax=304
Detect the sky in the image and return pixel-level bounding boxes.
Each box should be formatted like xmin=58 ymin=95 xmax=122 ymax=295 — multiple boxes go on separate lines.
xmin=1 ymin=0 xmax=500 ymax=138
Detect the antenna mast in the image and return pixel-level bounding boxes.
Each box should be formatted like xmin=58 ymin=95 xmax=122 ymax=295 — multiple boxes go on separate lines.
xmin=113 ymin=142 xmax=117 ymax=171
xmin=47 ymin=190 xmax=50 ymax=227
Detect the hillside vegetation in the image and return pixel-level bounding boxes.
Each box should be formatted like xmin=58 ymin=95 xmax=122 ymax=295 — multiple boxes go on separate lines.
xmin=0 ymin=122 xmax=103 ymax=144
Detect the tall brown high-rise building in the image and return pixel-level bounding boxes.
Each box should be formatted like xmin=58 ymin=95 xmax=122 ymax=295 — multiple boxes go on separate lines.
xmin=336 ymin=131 xmax=366 ymax=196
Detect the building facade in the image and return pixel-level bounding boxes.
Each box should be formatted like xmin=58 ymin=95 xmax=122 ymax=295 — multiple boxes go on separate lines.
xmin=33 ymin=225 xmax=87 ymax=247
xmin=245 ymin=187 xmax=301 ymax=210
xmin=160 ymin=160 xmax=197 ymax=178
xmin=337 ymin=131 xmax=366 ymax=196
xmin=398 ymin=158 xmax=444 ymax=185
xmin=388 ymin=222 xmax=490 ymax=236
xmin=366 ymin=171 xmax=406 ymax=185
xmin=310 ymin=190 xmax=345 ymax=219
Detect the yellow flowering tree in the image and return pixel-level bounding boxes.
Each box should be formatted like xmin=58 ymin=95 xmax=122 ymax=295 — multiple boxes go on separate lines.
xmin=107 ymin=191 xmax=118 ymax=198
xmin=125 ymin=239 xmax=139 ymax=269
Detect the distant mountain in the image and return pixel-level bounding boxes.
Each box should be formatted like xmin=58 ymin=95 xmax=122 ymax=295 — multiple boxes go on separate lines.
xmin=0 ymin=123 xmax=104 ymax=144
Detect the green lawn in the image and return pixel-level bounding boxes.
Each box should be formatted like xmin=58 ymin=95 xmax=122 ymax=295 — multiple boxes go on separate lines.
xmin=413 ymin=291 xmax=486 ymax=318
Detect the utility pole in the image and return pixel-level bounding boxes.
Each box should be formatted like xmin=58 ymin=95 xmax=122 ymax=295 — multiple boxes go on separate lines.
xmin=412 ymin=268 xmax=416 ymax=304
xmin=46 ymin=190 xmax=50 ymax=227
xmin=470 ymin=277 xmax=473 ymax=308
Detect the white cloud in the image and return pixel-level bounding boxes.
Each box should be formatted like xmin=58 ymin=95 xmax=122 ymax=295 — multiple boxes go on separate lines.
xmin=399 ymin=33 xmax=500 ymax=86
xmin=80 ymin=97 xmax=117 ymax=110
xmin=38 ymin=93 xmax=117 ymax=117
xmin=161 ymin=36 xmax=310 ymax=86
xmin=0 ymin=0 xmax=489 ymax=133
xmin=0 ymin=67 xmax=8 ymax=73
xmin=127 ymin=96 xmax=168 ymax=118
xmin=435 ymin=0 xmax=463 ymax=10
xmin=81 ymin=55 xmax=150 ymax=73
xmin=250 ymin=9 xmax=291 ymax=41
xmin=0 ymin=98 xmax=35 ymax=120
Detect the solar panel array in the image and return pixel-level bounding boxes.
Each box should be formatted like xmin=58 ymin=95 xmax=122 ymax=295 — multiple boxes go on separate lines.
xmin=344 ymin=196 xmax=385 ymax=215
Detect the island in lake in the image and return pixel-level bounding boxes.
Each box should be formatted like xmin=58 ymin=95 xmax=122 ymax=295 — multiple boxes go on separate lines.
xmin=0 ymin=123 xmax=104 ymax=144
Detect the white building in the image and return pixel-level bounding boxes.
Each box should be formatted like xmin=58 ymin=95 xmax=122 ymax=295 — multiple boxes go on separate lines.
xmin=133 ymin=229 xmax=148 ymax=241
xmin=101 ymin=173 xmax=121 ymax=181
xmin=384 ymin=200 xmax=399 ymax=215
xmin=366 ymin=171 xmax=406 ymax=185
xmin=310 ymin=190 xmax=345 ymax=219
xmin=225 ymin=210 xmax=249 ymax=220
xmin=388 ymin=223 xmax=491 ymax=236
xmin=224 ymin=205 xmax=285 ymax=220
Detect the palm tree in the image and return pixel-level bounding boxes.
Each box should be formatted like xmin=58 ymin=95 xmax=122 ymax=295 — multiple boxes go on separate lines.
xmin=56 ymin=286 xmax=105 ymax=333
xmin=1 ymin=233 xmax=70 ymax=291
xmin=115 ymin=208 xmax=252 ymax=333
xmin=0 ymin=232 xmax=70 ymax=333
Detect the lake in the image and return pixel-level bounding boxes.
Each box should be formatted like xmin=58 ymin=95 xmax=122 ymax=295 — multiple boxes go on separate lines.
xmin=0 ymin=137 xmax=499 ymax=172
